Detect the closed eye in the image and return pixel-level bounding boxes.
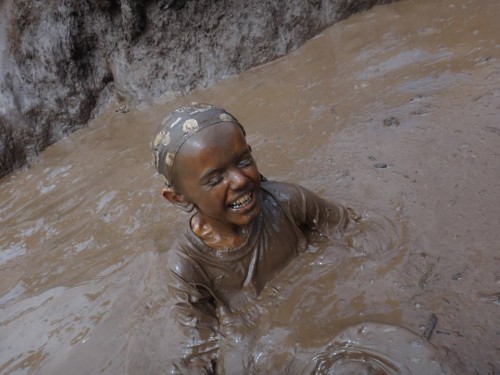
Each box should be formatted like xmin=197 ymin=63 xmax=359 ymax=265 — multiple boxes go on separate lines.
xmin=206 ymin=173 xmax=224 ymax=187
xmin=237 ymin=156 xmax=254 ymax=168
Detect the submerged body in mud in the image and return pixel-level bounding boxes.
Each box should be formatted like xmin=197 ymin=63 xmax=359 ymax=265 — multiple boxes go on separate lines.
xmin=150 ymin=104 xmax=358 ymax=372
xmin=149 ymin=106 xmax=449 ymax=374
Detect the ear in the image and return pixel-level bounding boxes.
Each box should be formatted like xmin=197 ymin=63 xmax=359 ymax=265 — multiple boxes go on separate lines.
xmin=162 ymin=188 xmax=195 ymax=213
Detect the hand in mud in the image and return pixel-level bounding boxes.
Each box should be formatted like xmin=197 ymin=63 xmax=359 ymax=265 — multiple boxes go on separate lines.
xmin=342 ymin=208 xmax=398 ymax=256
xmin=346 ymin=206 xmax=362 ymax=222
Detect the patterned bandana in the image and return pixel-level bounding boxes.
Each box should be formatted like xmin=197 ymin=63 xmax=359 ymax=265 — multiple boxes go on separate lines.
xmin=150 ymin=103 xmax=246 ymax=188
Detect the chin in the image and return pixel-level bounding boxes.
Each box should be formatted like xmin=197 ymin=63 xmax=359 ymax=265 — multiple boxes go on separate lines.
xmin=230 ymin=204 xmax=261 ymax=228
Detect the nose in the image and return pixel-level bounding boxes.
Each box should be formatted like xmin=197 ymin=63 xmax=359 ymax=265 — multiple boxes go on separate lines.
xmin=228 ymin=167 xmax=248 ymax=190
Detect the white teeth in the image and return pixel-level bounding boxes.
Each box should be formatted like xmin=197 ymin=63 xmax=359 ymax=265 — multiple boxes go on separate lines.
xmin=230 ymin=192 xmax=252 ymax=208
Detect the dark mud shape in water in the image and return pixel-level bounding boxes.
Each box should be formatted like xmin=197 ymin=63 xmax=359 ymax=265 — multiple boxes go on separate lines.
xmin=0 ymin=0 xmax=394 ymax=178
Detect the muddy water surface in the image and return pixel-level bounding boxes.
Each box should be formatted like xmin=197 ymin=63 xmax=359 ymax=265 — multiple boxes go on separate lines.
xmin=1 ymin=0 xmax=499 ymax=373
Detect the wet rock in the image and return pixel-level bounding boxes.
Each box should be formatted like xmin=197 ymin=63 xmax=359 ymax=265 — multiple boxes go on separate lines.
xmin=0 ymin=0 xmax=395 ymax=178
xmin=383 ymin=116 xmax=400 ymax=127
xmin=411 ymin=105 xmax=430 ymax=116
xmin=478 ymin=292 xmax=500 ymax=305
xmin=474 ymin=55 xmax=492 ymax=65
xmin=410 ymin=94 xmax=427 ymax=102
xmin=483 ymin=126 xmax=500 ymax=136
xmin=418 ymin=263 xmax=435 ymax=289
xmin=115 ymin=105 xmax=129 ymax=114
xmin=423 ymin=313 xmax=438 ymax=340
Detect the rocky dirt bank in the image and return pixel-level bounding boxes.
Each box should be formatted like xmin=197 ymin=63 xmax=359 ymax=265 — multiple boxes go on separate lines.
xmin=0 ymin=0 xmax=393 ymax=178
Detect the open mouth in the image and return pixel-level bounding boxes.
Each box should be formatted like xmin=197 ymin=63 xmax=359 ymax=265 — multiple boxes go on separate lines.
xmin=228 ymin=191 xmax=253 ymax=209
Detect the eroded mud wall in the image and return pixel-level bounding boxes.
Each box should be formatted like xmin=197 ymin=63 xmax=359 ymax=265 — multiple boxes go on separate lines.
xmin=0 ymin=0 xmax=393 ymax=178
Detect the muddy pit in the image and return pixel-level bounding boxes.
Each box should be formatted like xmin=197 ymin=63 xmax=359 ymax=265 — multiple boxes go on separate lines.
xmin=1 ymin=0 xmax=499 ymax=374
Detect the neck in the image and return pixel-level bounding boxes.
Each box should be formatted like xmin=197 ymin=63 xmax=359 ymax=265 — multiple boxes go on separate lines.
xmin=191 ymin=214 xmax=250 ymax=250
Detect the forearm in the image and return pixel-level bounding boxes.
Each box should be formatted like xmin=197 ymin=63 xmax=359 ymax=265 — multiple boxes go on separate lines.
xmin=292 ymin=184 xmax=349 ymax=233
xmin=168 ymin=268 xmax=221 ymax=373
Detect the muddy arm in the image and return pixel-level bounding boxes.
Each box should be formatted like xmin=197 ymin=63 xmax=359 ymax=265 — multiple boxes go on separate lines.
xmin=167 ymin=256 xmax=220 ymax=374
xmin=264 ymin=181 xmax=349 ymax=235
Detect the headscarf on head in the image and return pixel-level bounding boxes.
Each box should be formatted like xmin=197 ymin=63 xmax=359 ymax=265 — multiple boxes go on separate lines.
xmin=150 ymin=103 xmax=246 ymax=188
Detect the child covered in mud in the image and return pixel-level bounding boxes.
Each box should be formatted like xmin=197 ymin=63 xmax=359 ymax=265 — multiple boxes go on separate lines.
xmin=150 ymin=104 xmax=361 ymax=374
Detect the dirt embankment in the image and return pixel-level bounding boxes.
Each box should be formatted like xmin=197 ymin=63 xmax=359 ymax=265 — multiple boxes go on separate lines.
xmin=0 ymin=0 xmax=392 ymax=178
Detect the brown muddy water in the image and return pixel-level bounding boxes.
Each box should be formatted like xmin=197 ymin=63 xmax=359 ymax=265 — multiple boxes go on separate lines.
xmin=1 ymin=0 xmax=499 ymax=374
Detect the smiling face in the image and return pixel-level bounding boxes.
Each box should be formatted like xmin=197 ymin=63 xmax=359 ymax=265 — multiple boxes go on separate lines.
xmin=171 ymin=122 xmax=261 ymax=232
